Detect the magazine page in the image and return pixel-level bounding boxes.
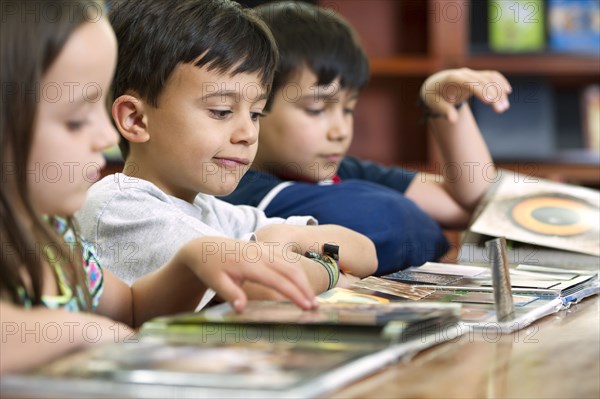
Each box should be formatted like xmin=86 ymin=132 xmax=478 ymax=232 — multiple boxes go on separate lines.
xmin=470 ymin=175 xmax=600 ymax=256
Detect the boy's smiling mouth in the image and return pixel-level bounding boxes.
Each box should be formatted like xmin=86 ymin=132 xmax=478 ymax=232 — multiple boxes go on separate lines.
xmin=320 ymin=154 xmax=342 ymax=162
xmin=213 ymin=157 xmax=250 ymax=168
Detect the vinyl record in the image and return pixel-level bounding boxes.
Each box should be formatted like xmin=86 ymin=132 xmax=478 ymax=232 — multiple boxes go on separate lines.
xmin=510 ymin=195 xmax=598 ymax=236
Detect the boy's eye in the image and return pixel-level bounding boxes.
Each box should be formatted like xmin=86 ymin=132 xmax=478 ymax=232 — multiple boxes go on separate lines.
xmin=305 ymin=108 xmax=324 ymax=116
xmin=343 ymin=108 xmax=355 ymax=116
xmin=209 ymin=109 xmax=233 ymax=120
xmin=250 ymin=111 xmax=265 ymax=122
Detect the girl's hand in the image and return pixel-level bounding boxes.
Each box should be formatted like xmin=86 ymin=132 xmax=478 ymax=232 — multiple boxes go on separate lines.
xmin=179 ymin=238 xmax=319 ymax=312
xmin=420 ymin=68 xmax=512 ymax=123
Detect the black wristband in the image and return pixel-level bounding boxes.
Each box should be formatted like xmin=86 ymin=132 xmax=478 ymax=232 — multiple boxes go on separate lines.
xmin=418 ymin=96 xmax=464 ymax=120
xmin=323 ymin=243 xmax=339 ymax=261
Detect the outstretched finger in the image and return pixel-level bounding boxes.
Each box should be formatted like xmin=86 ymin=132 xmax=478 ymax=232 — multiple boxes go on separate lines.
xmin=238 ymin=262 xmax=318 ymax=310
xmin=266 ymin=260 xmax=318 ymax=306
xmin=201 ymin=273 xmax=249 ymax=312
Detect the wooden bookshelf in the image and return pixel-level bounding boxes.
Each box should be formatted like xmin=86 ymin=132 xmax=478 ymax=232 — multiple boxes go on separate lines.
xmin=464 ymin=54 xmax=600 ymax=76
xmin=323 ymin=0 xmax=600 ymax=186
xmin=370 ymin=56 xmax=441 ymax=77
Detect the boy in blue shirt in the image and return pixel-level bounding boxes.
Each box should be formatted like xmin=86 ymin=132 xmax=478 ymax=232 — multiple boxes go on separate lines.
xmin=222 ymin=2 xmax=512 ymax=275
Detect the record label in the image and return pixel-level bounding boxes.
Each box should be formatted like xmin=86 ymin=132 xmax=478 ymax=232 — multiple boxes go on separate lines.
xmin=510 ymin=195 xmax=598 ymax=236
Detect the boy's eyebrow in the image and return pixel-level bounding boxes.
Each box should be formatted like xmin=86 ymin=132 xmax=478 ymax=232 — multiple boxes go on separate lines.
xmin=299 ymin=93 xmax=338 ymax=101
xmin=299 ymin=91 xmax=359 ymax=102
xmin=200 ymin=90 xmax=268 ymax=102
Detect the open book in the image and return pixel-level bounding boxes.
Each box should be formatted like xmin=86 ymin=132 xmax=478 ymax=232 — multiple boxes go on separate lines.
xmin=323 ymin=279 xmax=561 ymax=334
xmin=463 ymin=173 xmax=600 ymax=262
xmin=1 ymin=301 xmax=462 ymax=399
xmin=318 ymin=255 xmax=598 ymax=334
xmin=344 ymin=174 xmax=599 ymax=333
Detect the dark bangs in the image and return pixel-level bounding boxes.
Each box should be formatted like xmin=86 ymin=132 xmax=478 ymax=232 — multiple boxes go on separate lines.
xmin=196 ymin=5 xmax=278 ymax=90
xmin=256 ymin=1 xmax=369 ymax=102
xmin=110 ymin=0 xmax=278 ymax=107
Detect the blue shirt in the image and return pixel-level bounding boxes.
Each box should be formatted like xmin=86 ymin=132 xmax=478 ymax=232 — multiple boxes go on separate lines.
xmin=221 ymin=157 xmax=449 ymax=275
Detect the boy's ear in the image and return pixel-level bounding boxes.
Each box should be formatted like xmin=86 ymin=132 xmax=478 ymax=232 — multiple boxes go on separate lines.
xmin=112 ymin=94 xmax=150 ymax=143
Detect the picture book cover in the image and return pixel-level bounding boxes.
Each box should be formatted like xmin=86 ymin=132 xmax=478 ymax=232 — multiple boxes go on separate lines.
xmin=325 ymin=277 xmax=564 ymax=335
xmin=469 ymin=175 xmax=600 ymax=257
xmin=383 ymin=262 xmax=598 ymax=298
xmin=142 ymin=301 xmax=462 ymax=345
xmin=0 ymin=337 xmax=396 ymax=399
xmin=548 ymin=0 xmax=600 ymax=54
xmin=583 ymin=85 xmax=600 ymax=151
xmin=1 ymin=301 xmax=463 ymax=399
xmin=325 ymin=261 xmax=598 ymax=333
xmin=347 ymin=275 xmax=565 ymax=334
xmin=488 ymin=0 xmax=545 ymax=53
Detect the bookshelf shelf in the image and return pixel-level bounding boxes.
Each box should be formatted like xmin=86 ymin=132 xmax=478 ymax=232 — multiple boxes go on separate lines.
xmin=371 ymin=55 xmax=600 ymax=77
xmin=370 ymin=56 xmax=442 ymax=77
xmin=464 ymin=54 xmax=600 ymax=76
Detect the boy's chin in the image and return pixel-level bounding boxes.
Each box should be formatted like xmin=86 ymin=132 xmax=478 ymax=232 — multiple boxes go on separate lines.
xmin=206 ymin=184 xmax=238 ymax=197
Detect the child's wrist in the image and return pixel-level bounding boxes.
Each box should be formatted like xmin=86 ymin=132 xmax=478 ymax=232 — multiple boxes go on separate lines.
xmin=304 ymin=250 xmax=340 ymax=290
xmin=418 ymin=96 xmax=464 ymax=120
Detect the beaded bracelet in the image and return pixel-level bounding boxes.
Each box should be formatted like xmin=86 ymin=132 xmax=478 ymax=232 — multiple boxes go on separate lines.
xmin=305 ymin=250 xmax=340 ymax=290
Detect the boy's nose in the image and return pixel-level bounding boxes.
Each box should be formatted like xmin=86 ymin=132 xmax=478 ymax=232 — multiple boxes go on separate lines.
xmin=231 ymin=116 xmax=258 ymax=145
xmin=327 ymin=112 xmax=351 ymax=141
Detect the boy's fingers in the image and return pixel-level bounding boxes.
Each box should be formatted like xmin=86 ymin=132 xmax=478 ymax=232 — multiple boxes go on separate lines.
xmin=268 ymin=261 xmax=319 ymax=308
xmin=203 ymin=273 xmax=249 ymax=312
xmin=467 ymin=70 xmax=511 ymax=113
xmin=233 ymin=262 xmax=317 ymax=310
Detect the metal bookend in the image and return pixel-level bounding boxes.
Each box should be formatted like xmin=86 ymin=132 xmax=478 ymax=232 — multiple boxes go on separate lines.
xmin=485 ymin=237 xmax=515 ymax=322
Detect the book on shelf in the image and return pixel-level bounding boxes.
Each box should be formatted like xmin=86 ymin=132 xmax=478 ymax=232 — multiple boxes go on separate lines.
xmin=488 ymin=0 xmax=545 ymax=53
xmin=0 ymin=301 xmax=462 ymax=399
xmin=582 ymin=85 xmax=600 ymax=152
xmin=548 ymin=0 xmax=600 ymax=54
xmin=471 ymin=77 xmax=556 ymax=161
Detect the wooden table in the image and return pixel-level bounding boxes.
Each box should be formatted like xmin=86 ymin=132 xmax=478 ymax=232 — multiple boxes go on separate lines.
xmin=331 ymin=295 xmax=600 ymax=399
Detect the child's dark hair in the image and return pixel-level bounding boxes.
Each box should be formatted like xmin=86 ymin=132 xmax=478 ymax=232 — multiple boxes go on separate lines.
xmin=255 ymin=1 xmax=370 ymax=111
xmin=109 ymin=0 xmax=279 ymax=159
xmin=1 ymin=0 xmax=101 ymax=308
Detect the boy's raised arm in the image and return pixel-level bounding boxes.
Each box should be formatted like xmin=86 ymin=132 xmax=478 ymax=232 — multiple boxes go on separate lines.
xmin=406 ymin=68 xmax=512 ymax=229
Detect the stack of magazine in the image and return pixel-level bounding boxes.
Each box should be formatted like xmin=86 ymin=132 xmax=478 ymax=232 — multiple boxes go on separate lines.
xmin=463 ymin=172 xmax=599 ymax=262
xmin=325 ymin=174 xmax=598 ymax=333
xmin=459 ymin=173 xmax=599 ymax=296
xmin=1 ymin=302 xmax=462 ymax=398
xmin=334 ymin=260 xmax=597 ymax=334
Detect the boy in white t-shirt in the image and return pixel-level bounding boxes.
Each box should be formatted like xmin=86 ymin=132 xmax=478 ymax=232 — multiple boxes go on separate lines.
xmin=76 ymin=0 xmax=377 ymax=307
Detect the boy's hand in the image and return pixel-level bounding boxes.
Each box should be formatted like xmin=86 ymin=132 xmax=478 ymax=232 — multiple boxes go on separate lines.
xmin=336 ymin=273 xmax=361 ymax=289
xmin=180 ymin=238 xmax=319 ymax=312
xmin=420 ymin=68 xmax=512 ymax=123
